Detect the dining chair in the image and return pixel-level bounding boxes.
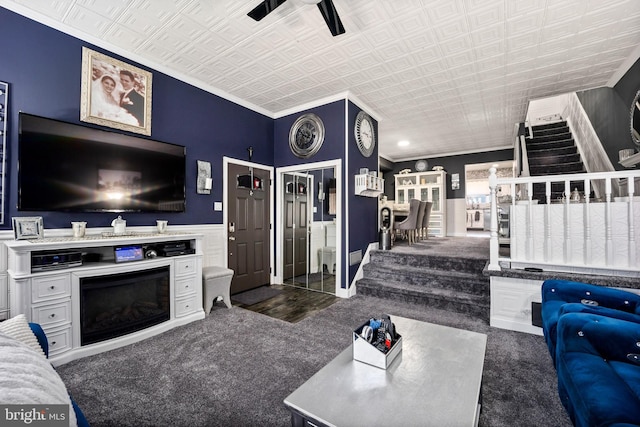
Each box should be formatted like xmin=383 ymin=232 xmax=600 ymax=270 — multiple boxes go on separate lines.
xmin=420 ymin=201 xmax=433 ymax=240
xmin=394 ymin=199 xmax=421 ymax=245
xmin=415 ymin=201 xmax=427 ymax=243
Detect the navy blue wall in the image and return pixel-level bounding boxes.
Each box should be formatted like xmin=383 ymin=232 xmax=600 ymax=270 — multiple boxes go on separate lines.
xmin=0 ymin=7 xmax=273 ymax=229
xmin=347 ymin=101 xmax=379 ymax=285
xmin=273 ymin=101 xmax=345 ymax=167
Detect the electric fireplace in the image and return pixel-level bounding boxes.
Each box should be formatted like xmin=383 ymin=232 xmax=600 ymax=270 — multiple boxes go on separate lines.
xmin=80 ymin=266 xmax=170 ymax=346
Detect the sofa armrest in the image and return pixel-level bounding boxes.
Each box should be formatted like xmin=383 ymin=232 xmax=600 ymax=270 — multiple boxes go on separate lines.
xmin=28 ymin=322 xmax=49 ymax=358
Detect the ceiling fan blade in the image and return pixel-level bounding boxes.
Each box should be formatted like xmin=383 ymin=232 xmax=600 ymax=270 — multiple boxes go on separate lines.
xmin=317 ymin=0 xmax=345 ymax=36
xmin=247 ymin=0 xmax=288 ymax=21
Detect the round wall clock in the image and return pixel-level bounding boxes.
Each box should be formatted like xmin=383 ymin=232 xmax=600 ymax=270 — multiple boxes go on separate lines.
xmin=289 ymin=113 xmax=325 ymax=159
xmin=415 ymin=159 xmax=428 ymax=172
xmin=354 ymin=111 xmax=375 ymax=157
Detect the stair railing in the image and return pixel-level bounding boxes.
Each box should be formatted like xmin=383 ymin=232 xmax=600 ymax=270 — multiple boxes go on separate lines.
xmin=488 ymin=168 xmax=640 ymax=275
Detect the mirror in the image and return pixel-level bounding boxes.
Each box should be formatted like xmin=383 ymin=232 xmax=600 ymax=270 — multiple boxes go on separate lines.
xmin=279 ymin=164 xmax=338 ymax=295
xmin=631 ymin=89 xmax=640 ymax=147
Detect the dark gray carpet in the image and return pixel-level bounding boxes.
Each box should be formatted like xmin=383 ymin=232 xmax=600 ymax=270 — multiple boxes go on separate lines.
xmin=390 ymin=236 xmax=490 ymax=259
xmin=56 ymin=295 xmax=571 ymax=427
xmin=231 ymin=286 xmax=283 ymax=306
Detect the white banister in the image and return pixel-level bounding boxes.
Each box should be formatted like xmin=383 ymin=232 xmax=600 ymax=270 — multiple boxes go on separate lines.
xmin=488 ymin=169 xmax=640 ymax=274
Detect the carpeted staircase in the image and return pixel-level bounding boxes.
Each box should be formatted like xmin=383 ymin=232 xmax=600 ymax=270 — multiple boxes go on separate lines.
xmin=526 ymin=121 xmax=586 ymax=203
xmin=356 ymin=247 xmax=490 ymax=321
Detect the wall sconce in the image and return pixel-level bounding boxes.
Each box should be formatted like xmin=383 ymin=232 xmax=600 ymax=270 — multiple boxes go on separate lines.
xmin=451 ymin=173 xmax=460 ymax=190
xmin=197 ymin=160 xmax=212 ymax=194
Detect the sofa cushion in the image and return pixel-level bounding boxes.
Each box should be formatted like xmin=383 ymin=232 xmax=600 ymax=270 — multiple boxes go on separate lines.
xmin=0 ymin=314 xmax=46 ymax=357
xmin=0 ymin=332 xmax=77 ymax=427
xmin=555 ymin=313 xmax=640 ymax=427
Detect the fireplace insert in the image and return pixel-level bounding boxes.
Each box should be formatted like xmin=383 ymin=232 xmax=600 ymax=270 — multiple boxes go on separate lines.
xmin=80 ymin=266 xmax=170 ymax=345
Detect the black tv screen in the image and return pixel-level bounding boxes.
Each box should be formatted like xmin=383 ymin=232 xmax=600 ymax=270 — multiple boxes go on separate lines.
xmin=18 ymin=113 xmax=186 ymax=213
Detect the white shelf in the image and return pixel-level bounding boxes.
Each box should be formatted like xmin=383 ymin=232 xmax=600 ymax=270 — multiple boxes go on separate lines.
xmin=355 ymin=174 xmax=384 ymax=197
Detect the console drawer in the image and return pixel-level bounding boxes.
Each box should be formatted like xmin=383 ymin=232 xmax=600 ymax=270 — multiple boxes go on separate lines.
xmin=31 ymin=274 xmax=71 ymax=303
xmin=31 ymin=300 xmax=71 ymax=327
xmin=175 ymin=276 xmax=197 ymax=297
xmin=175 ymin=258 xmax=196 ymax=276
xmin=175 ymin=295 xmax=198 ymax=317
xmin=45 ymin=326 xmax=72 ymax=356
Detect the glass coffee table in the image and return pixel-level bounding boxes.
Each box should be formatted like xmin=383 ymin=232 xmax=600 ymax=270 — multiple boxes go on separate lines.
xmin=284 ymin=315 xmax=487 ymax=427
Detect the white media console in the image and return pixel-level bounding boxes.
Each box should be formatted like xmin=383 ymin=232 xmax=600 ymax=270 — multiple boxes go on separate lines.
xmin=5 ymin=231 xmax=204 ymax=366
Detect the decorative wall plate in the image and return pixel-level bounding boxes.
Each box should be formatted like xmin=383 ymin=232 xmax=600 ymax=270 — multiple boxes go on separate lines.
xmin=354 ymin=111 xmax=375 ymax=157
xmin=289 ymin=113 xmax=325 ymax=159
xmin=415 ymin=159 xmax=428 ymax=172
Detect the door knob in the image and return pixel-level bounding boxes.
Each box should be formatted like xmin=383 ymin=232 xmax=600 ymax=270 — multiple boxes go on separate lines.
xmin=229 ymin=236 xmax=236 ymax=241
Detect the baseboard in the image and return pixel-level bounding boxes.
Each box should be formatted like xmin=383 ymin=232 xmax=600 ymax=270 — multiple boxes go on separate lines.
xmin=348 ymin=242 xmax=377 ymax=297
xmin=490 ymin=317 xmax=543 ymax=336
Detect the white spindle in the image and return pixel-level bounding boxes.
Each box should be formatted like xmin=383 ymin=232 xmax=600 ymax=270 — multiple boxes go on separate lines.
xmin=545 ymin=181 xmax=552 ymax=263
xmin=526 ymin=182 xmax=534 ymax=261
xmin=564 ymin=180 xmax=571 ymax=264
xmin=584 ymin=179 xmax=591 ymax=265
xmin=605 ymin=178 xmax=613 ymax=265
xmin=628 ymin=184 xmax=636 ymax=267
xmin=488 ymin=167 xmax=500 ymax=271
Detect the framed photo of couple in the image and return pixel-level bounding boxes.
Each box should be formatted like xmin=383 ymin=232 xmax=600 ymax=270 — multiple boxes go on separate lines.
xmin=80 ymin=47 xmax=152 ymax=135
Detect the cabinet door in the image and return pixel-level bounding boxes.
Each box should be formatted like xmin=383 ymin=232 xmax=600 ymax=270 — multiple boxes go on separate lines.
xmin=431 ymin=186 xmax=441 ymax=212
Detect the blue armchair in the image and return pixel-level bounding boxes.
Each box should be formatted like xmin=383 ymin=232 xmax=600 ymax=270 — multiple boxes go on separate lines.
xmin=541 ymin=279 xmax=640 ymax=364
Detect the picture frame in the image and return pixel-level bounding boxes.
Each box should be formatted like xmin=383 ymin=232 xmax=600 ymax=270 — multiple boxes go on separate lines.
xmin=80 ymin=47 xmax=152 ymax=136
xmin=12 ymin=216 xmax=44 ymax=240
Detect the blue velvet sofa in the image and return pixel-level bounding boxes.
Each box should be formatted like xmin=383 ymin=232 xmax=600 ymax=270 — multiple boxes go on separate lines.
xmin=555 ymin=312 xmax=640 ymax=426
xmin=540 ymin=279 xmax=640 ymax=426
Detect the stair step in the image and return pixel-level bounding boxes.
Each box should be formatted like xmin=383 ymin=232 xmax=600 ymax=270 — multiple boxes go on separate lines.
xmin=527 ymin=146 xmax=577 ymax=157
xmin=362 ymin=263 xmax=489 ymax=296
xmin=530 ymin=162 xmax=584 ymax=175
xmin=368 ymin=251 xmax=487 ymax=275
xmin=357 ymin=278 xmax=489 ymax=320
xmin=532 ymin=126 xmax=570 ymax=138
xmin=526 ymin=138 xmax=575 ymax=150
xmin=531 ymin=121 xmax=567 ymax=132
xmin=528 ymin=153 xmax=581 ymax=166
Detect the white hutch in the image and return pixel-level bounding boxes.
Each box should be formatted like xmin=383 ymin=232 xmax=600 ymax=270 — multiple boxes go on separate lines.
xmin=394 ymin=170 xmax=447 ymax=237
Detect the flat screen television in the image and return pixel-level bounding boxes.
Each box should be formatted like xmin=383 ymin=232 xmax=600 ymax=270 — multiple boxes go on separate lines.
xmin=18 ymin=113 xmax=186 ymax=213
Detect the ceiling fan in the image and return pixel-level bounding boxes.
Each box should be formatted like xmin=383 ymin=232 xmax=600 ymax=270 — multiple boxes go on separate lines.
xmin=248 ymin=0 xmax=345 ymax=37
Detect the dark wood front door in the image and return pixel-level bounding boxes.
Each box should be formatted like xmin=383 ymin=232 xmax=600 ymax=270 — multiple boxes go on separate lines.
xmin=227 ymin=163 xmax=270 ymax=294
xmin=283 ymin=174 xmax=309 ymax=284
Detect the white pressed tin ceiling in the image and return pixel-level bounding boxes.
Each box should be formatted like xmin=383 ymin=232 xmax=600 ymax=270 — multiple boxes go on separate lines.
xmin=2 ymin=0 xmax=640 ymax=161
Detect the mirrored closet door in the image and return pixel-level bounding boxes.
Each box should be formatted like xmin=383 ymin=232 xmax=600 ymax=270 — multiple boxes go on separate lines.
xmin=279 ymin=164 xmax=338 ymax=295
